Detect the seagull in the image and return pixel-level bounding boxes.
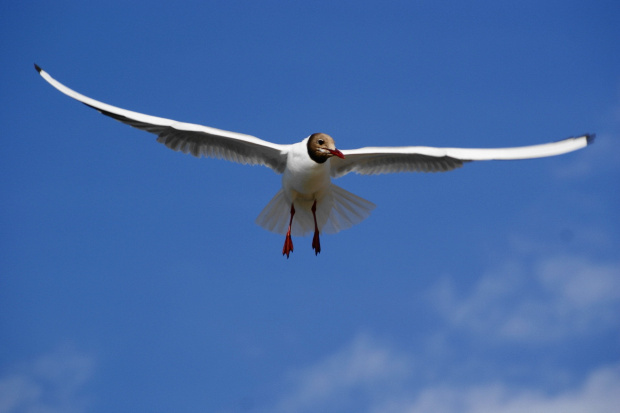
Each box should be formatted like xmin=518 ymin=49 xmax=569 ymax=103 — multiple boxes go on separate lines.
xmin=35 ymin=64 xmax=593 ymax=257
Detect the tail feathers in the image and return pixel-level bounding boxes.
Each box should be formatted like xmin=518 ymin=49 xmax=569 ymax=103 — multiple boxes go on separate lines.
xmin=255 ymin=184 xmax=376 ymax=236
xmin=322 ymin=184 xmax=376 ymax=234
xmin=254 ymin=189 xmax=291 ymax=235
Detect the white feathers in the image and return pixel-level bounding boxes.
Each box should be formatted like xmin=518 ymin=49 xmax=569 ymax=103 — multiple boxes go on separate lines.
xmin=36 ymin=65 xmax=290 ymax=173
xmin=322 ymin=185 xmax=377 ymax=234
xmin=331 ymin=135 xmax=593 ymax=177
xmin=256 ymin=184 xmax=376 ymax=236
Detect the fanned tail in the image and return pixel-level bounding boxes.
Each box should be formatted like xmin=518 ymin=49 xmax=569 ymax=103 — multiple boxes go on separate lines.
xmin=255 ymin=185 xmax=376 ymax=236
xmin=321 ymin=184 xmax=376 ymax=234
xmin=254 ymin=189 xmax=291 ymax=235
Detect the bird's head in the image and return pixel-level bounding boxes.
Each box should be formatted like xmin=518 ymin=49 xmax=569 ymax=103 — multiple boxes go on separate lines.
xmin=307 ymin=133 xmax=345 ymax=164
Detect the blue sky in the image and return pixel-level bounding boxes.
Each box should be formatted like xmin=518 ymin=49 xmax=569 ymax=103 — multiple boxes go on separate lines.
xmin=1 ymin=1 xmax=619 ymax=412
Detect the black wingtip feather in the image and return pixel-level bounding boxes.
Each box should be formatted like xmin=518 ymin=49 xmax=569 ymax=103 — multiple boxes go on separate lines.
xmin=34 ymin=63 xmax=42 ymax=73
xmin=586 ymin=133 xmax=596 ymax=145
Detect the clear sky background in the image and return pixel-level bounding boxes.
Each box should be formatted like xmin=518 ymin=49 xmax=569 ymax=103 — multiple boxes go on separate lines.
xmin=1 ymin=1 xmax=619 ymax=412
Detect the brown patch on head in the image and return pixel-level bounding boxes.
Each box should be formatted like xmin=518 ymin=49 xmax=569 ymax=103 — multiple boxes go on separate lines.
xmin=306 ymin=133 xmax=344 ymax=164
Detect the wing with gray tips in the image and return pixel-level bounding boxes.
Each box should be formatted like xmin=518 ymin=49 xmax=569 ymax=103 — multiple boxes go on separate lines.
xmin=35 ymin=64 xmax=290 ymax=173
xmin=331 ymin=134 xmax=593 ymax=178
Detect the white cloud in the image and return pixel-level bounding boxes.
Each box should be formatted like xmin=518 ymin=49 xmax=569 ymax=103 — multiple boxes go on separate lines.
xmin=0 ymin=346 xmax=95 ymax=413
xmin=431 ymin=254 xmax=620 ymax=342
xmin=266 ymin=334 xmax=620 ymax=413
xmin=271 ymin=334 xmax=410 ymax=413
xmin=374 ymin=363 xmax=620 ymax=413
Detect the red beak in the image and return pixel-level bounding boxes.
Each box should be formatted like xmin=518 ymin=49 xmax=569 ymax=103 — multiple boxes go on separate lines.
xmin=328 ymin=149 xmax=345 ymax=159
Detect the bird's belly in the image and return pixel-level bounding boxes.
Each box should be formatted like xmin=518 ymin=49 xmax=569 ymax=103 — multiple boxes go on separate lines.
xmin=282 ymin=164 xmax=331 ymax=202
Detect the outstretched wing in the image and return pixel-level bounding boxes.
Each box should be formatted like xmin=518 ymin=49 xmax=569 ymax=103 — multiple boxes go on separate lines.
xmin=331 ymin=134 xmax=593 ymax=178
xmin=35 ymin=64 xmax=290 ymax=173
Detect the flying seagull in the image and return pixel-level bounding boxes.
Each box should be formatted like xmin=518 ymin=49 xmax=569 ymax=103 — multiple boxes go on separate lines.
xmin=35 ymin=64 xmax=593 ymax=257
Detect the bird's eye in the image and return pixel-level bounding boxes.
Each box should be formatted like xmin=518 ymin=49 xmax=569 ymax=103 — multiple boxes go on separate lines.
xmin=318 ymin=139 xmax=324 ymax=145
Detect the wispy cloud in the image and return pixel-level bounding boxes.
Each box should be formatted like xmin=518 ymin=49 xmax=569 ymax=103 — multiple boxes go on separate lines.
xmin=271 ymin=334 xmax=410 ymax=413
xmin=430 ymin=254 xmax=620 ymax=342
xmin=0 ymin=346 xmax=95 ymax=413
xmin=373 ymin=363 xmax=620 ymax=413
xmin=265 ymin=334 xmax=620 ymax=413
xmin=265 ymin=230 xmax=619 ymax=412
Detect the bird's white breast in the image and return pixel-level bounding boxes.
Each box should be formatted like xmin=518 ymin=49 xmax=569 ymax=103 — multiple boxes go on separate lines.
xmin=282 ymin=139 xmax=332 ymax=202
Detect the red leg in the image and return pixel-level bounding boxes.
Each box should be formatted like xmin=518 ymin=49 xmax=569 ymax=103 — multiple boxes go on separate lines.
xmin=311 ymin=200 xmax=321 ymax=255
xmin=282 ymin=203 xmax=295 ymax=258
